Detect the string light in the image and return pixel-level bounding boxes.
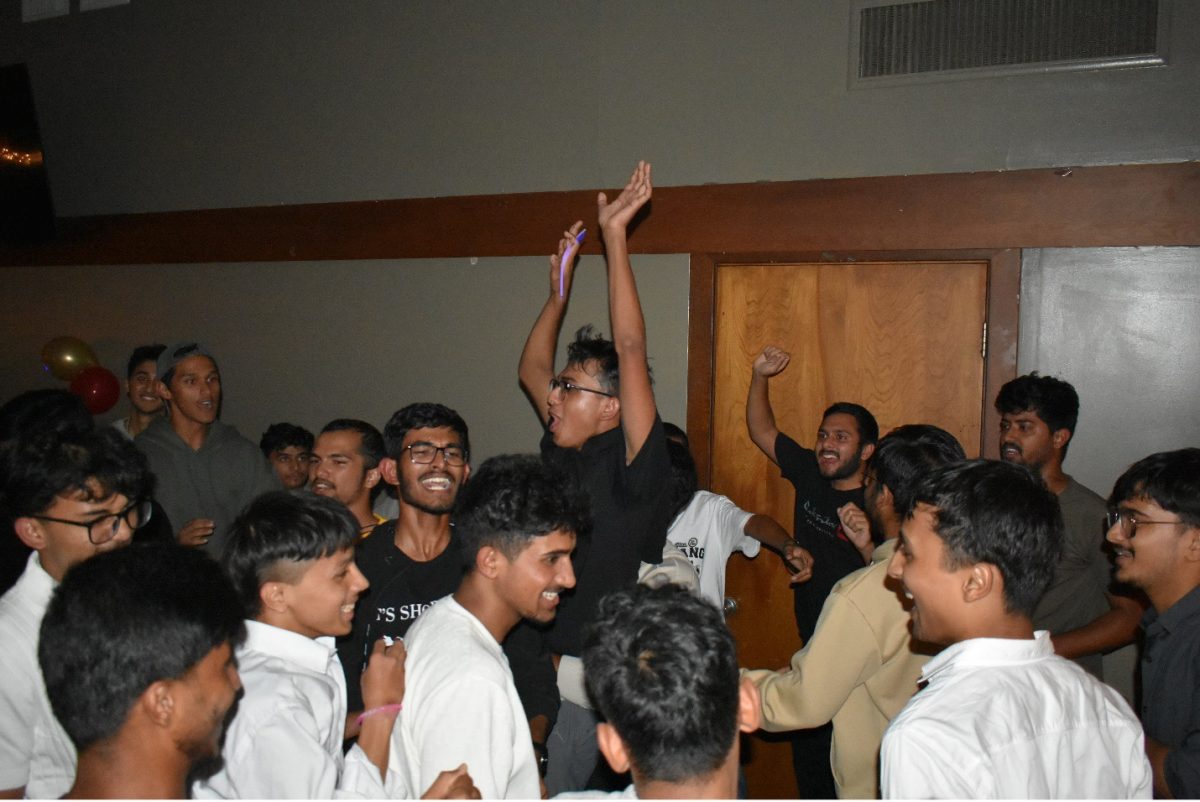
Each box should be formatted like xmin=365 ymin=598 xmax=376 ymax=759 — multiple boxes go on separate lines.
xmin=0 ymin=146 xmax=43 ymax=167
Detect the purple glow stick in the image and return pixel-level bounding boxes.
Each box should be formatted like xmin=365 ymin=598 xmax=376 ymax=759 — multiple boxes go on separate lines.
xmin=559 ymin=229 xmax=586 ymax=298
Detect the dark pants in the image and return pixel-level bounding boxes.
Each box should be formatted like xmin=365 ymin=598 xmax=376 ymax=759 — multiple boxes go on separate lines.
xmin=791 ymin=723 xmax=838 ymax=799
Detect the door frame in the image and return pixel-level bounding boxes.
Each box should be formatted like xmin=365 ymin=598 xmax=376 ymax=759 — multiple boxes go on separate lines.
xmin=686 ymin=249 xmax=1021 ymax=486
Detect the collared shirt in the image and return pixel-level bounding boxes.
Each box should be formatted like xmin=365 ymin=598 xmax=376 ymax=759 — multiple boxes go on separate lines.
xmin=881 ymin=631 xmax=1151 ymax=799
xmin=0 ymin=553 xmax=76 ymax=798
xmin=745 ymin=539 xmax=934 ymax=799
xmin=194 ymin=620 xmax=399 ymax=799
xmin=392 ymin=596 xmax=540 ymax=800
xmin=1141 ymin=584 xmax=1200 ymax=798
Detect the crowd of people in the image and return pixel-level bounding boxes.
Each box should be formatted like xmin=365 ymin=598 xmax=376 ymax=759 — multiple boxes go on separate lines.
xmin=1 ymin=162 xmax=1197 ymax=800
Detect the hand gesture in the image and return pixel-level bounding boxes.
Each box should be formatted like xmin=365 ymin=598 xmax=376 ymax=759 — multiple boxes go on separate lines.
xmin=597 ymin=160 xmax=652 ymax=234
xmin=421 ymin=764 xmax=481 ymax=799
xmin=178 ymin=518 xmax=215 ymax=547
xmin=548 ymin=220 xmax=585 ymax=299
xmin=753 ymin=346 xmax=790 ymax=378
xmin=783 ymin=542 xmax=814 ymax=585
xmin=838 ymin=503 xmax=874 ymax=561
xmin=360 ymin=636 xmax=406 ymax=709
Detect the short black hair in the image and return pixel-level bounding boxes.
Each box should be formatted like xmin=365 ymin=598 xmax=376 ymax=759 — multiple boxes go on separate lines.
xmin=995 ymin=372 xmax=1080 ymax=455
xmin=320 ymin=418 xmax=385 ymax=470
xmin=0 ymin=427 xmax=153 ymax=520
xmin=126 ymin=344 xmax=166 ymax=379
xmin=382 ymin=402 xmax=470 ymax=462
xmin=666 ymin=438 xmax=699 ymax=520
xmin=902 ymin=459 xmax=1063 ymax=618
xmin=823 ymin=402 xmax=879 ymax=447
xmin=38 ymin=544 xmax=244 ymax=751
xmin=870 ymin=424 xmax=966 ymax=513
xmin=259 ymin=422 xmax=314 ymax=458
xmin=584 ymin=584 xmax=740 ymax=784
xmin=566 ymin=325 xmax=620 ymax=394
xmin=222 ymin=491 xmax=360 ymax=617
xmin=452 ymin=454 xmax=590 ymax=570
xmin=1109 ymin=448 xmax=1200 ymax=529
xmin=0 ymin=389 xmax=92 ymax=443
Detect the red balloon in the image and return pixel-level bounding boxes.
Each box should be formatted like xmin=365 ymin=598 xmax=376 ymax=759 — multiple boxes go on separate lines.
xmin=69 ymin=366 xmax=121 ymax=415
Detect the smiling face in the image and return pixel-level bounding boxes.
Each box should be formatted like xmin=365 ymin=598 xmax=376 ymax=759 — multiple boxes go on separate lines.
xmin=494 ymin=529 xmax=577 ymax=625
xmin=1106 ymin=495 xmax=1197 ymax=603
xmin=273 ymin=547 xmax=369 ymax=638
xmin=886 ymin=504 xmax=973 ymax=645
xmin=310 ymin=429 xmax=379 ymax=509
xmin=386 ymin=426 xmax=470 ymax=515
xmin=813 ymin=412 xmax=867 ymax=481
xmin=171 ymin=641 xmax=242 ymax=762
xmin=546 ymin=360 xmax=618 ymax=450
xmin=18 ymin=482 xmax=135 ymax=582
xmin=126 ymin=359 xmax=163 ymax=416
xmin=161 ymin=355 xmax=221 ymax=427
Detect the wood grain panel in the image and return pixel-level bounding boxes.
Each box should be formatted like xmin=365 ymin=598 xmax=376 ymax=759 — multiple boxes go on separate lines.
xmin=712 ymin=261 xmax=987 ymax=798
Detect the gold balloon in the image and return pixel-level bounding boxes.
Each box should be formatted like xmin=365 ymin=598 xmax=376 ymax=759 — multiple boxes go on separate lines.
xmin=41 ymin=336 xmax=99 ymax=381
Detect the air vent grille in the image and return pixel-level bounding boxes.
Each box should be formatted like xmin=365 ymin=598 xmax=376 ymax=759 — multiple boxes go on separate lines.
xmin=856 ymin=0 xmax=1164 ymax=81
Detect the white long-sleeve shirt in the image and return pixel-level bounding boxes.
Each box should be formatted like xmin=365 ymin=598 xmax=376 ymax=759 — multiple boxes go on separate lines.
xmin=392 ymin=596 xmax=540 ymax=799
xmin=194 ymin=620 xmax=400 ymax=799
xmin=881 ymin=631 xmax=1151 ymax=799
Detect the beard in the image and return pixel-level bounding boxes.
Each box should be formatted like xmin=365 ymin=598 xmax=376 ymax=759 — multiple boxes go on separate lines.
xmin=820 ymin=449 xmax=863 ymax=482
xmin=399 ymin=474 xmax=457 ymax=515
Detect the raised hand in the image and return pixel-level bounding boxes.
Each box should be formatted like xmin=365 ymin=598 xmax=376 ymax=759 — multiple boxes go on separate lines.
xmin=548 ymin=220 xmax=585 ymax=299
xmin=753 ymin=345 xmax=790 ymax=378
xmin=838 ymin=503 xmax=874 ymax=563
xmin=597 ymin=160 xmax=652 ymax=234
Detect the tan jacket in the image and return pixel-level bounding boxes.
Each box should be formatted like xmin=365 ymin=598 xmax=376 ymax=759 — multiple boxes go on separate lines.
xmin=743 ymin=539 xmax=938 ymax=799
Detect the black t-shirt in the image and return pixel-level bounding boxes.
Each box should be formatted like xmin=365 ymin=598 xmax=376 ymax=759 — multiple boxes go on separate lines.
xmin=776 ymin=431 xmax=866 ymax=642
xmin=541 ymin=416 xmax=672 ymax=657
xmin=336 ymin=520 xmax=464 ymax=711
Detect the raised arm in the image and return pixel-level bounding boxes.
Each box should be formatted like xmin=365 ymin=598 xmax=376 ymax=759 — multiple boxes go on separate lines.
xmin=598 ymin=161 xmax=656 ymax=463
xmin=746 ymin=345 xmax=790 ymax=463
xmin=518 ymin=221 xmax=585 ymax=426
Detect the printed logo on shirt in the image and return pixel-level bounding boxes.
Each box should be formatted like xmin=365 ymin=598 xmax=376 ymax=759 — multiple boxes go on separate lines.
xmin=670 ymin=538 xmax=705 ymax=572
xmin=375 ymin=603 xmax=432 ymax=623
xmin=801 ymin=500 xmax=839 ymax=538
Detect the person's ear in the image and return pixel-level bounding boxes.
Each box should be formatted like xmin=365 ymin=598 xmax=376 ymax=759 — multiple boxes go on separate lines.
xmin=963 ymin=562 xmax=996 ymax=604
xmin=598 ymin=395 xmax=621 ymax=423
xmin=13 ymin=517 xmax=44 ymax=550
xmin=859 ymin=442 xmax=876 ymax=462
xmin=1182 ymin=526 xmax=1200 ymax=563
xmin=259 ymin=581 xmax=289 ymax=615
xmin=596 ymin=722 xmax=632 ymax=774
xmin=140 ymin=679 xmax=175 ymax=728
xmin=363 ymin=467 xmax=382 ymax=491
xmin=737 ymin=676 xmax=762 ymax=733
xmin=476 ymin=545 xmax=503 ymax=579
xmin=1051 ymin=428 xmax=1071 ymax=451
xmin=378 ymin=458 xmax=399 ymax=487
xmin=156 ymin=380 xmax=172 ymax=402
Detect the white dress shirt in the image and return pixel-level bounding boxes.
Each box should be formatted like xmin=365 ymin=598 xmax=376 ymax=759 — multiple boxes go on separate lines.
xmin=392 ymin=596 xmax=540 ymax=799
xmin=194 ymin=619 xmax=400 ymax=799
xmin=0 ymin=553 xmax=76 ymax=798
xmin=881 ymin=631 xmax=1151 ymax=798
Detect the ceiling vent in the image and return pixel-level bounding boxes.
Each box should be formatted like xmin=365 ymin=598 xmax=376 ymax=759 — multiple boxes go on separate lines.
xmin=851 ymin=0 xmax=1168 ymax=86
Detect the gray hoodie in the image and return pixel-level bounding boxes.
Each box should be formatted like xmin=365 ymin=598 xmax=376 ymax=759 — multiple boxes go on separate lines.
xmin=135 ymin=417 xmax=280 ymax=556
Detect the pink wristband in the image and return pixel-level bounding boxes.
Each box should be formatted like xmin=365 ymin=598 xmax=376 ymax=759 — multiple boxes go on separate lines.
xmin=356 ymin=703 xmax=402 ymax=727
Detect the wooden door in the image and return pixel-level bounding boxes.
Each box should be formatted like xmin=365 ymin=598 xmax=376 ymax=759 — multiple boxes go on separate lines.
xmin=712 ymin=261 xmax=988 ymax=798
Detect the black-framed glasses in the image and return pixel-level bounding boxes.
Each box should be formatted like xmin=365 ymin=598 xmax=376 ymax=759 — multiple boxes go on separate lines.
xmin=548 ymin=376 xmax=614 ymax=398
xmin=1105 ymin=509 xmax=1186 ymax=538
xmin=404 ymin=443 xmax=468 ymax=467
xmin=32 ymin=499 xmax=152 ymax=545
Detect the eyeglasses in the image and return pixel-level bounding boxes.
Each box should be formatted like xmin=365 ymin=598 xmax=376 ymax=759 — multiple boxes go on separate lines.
xmin=32 ymin=499 xmax=152 ymax=545
xmin=548 ymin=377 xmax=614 ymax=398
xmin=1105 ymin=509 xmax=1187 ymax=538
xmin=404 ymin=443 xmax=468 ymax=467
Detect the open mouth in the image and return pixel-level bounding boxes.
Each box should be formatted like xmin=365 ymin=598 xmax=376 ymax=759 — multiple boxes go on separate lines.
xmin=420 ymin=474 xmax=453 ymax=491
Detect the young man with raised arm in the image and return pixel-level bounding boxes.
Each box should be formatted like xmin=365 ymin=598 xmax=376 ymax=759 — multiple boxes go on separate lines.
xmin=518 ymin=162 xmax=676 ymax=794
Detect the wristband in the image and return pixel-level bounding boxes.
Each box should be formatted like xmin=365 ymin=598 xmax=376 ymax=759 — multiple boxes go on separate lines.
xmin=356 ymin=703 xmax=402 ymax=727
